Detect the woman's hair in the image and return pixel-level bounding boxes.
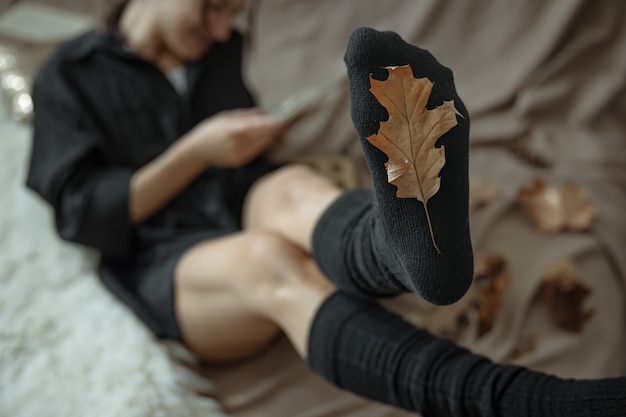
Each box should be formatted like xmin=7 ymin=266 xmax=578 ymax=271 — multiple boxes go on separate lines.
xmin=104 ymin=0 xmax=131 ymax=32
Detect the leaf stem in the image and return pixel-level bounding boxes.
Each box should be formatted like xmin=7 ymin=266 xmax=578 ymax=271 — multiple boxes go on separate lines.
xmin=422 ymin=201 xmax=441 ymax=254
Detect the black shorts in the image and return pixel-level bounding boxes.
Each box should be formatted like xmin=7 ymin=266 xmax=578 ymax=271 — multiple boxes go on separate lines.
xmin=98 ymin=229 xmax=235 ymax=340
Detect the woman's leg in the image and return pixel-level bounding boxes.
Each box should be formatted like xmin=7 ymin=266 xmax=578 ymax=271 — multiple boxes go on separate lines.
xmin=236 ymin=27 xmax=626 ymax=416
xmin=175 ymin=230 xmax=625 ymax=416
xmin=306 ymin=292 xmax=626 ymax=417
xmin=245 ymin=27 xmax=475 ymax=305
xmin=243 ymin=164 xmax=342 ymax=253
xmin=174 ymin=230 xmax=334 ymax=362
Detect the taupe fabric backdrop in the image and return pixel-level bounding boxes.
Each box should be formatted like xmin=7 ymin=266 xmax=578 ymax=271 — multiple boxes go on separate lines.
xmin=206 ymin=1 xmax=626 ymax=416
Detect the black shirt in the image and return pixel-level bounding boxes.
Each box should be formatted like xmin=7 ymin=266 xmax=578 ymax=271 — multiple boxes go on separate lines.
xmin=26 ymin=29 xmax=276 ymax=337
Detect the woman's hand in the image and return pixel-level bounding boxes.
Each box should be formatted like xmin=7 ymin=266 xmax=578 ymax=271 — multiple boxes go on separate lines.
xmin=188 ymin=109 xmax=285 ymax=168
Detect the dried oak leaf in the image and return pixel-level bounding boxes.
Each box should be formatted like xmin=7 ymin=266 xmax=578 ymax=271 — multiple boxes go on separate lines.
xmin=367 ymin=65 xmax=459 ymax=253
xmin=517 ymin=179 xmax=565 ymax=233
xmin=560 ymin=180 xmax=597 ymax=232
xmin=473 ymin=252 xmax=507 ymax=281
xmin=539 ymin=259 xmax=595 ymax=332
xmin=517 ymin=178 xmax=596 ymax=234
xmin=476 ymin=272 xmax=511 ymax=337
xmin=424 ymin=286 xmax=477 ymax=339
xmin=426 ymin=252 xmax=509 ymax=340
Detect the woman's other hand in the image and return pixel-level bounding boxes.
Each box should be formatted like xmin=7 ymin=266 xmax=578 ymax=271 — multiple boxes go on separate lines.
xmin=188 ymin=109 xmax=284 ymax=168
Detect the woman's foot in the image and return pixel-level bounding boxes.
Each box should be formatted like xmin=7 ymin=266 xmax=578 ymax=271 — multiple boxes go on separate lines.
xmin=343 ymin=27 xmax=473 ymax=304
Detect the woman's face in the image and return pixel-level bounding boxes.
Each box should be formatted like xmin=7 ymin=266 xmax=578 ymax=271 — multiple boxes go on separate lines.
xmin=157 ymin=0 xmax=246 ymax=62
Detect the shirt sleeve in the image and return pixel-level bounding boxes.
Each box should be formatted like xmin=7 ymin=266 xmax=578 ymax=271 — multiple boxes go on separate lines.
xmin=26 ymin=59 xmax=134 ymax=260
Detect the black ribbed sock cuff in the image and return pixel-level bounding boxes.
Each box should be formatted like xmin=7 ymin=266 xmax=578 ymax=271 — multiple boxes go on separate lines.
xmin=307 ymin=291 xmax=431 ymax=408
xmin=312 ymin=188 xmax=404 ymax=297
xmin=497 ymin=372 xmax=626 ymax=417
xmin=307 ymin=291 xmax=370 ymax=384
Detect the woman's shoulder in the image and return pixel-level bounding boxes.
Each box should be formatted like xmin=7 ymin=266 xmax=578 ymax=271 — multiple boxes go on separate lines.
xmin=37 ymin=30 xmax=113 ymax=77
xmin=33 ymin=30 xmax=115 ymax=99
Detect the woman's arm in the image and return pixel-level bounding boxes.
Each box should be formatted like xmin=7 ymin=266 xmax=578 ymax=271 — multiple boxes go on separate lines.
xmin=27 ymin=65 xmax=135 ymax=259
xmin=27 ymin=55 xmax=282 ymax=256
xmin=129 ymin=109 xmax=284 ymax=224
xmin=128 ymin=130 xmax=207 ymax=224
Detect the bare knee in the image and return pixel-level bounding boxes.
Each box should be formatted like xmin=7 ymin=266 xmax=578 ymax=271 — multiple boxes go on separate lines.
xmin=175 ymin=231 xmax=294 ymax=362
xmin=175 ymin=231 xmax=297 ymax=291
xmin=244 ymin=165 xmax=317 ymax=220
xmin=243 ymin=165 xmax=342 ymax=249
xmin=241 ymin=230 xmax=310 ymax=281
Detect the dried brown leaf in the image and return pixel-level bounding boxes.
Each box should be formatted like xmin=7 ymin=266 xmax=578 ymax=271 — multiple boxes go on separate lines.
xmin=473 ymin=252 xmax=507 ymax=281
xmin=426 ymin=252 xmax=510 ymax=340
xmin=517 ymin=178 xmax=564 ymax=233
xmin=560 ymin=180 xmax=596 ymax=232
xmin=476 ymin=272 xmax=511 ymax=337
xmin=539 ymin=259 xmax=595 ymax=332
xmin=517 ymin=178 xmax=596 ymax=234
xmin=424 ymin=286 xmax=477 ymax=339
xmin=367 ymin=65 xmax=459 ymax=252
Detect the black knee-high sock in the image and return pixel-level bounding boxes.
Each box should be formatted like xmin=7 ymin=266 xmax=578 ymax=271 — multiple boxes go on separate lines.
xmin=313 ymin=27 xmax=473 ymax=304
xmin=308 ymin=292 xmax=626 ymax=417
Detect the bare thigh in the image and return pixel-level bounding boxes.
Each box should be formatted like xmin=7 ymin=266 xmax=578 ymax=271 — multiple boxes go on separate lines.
xmin=174 ymin=166 xmax=341 ymax=363
xmin=174 ymin=230 xmax=329 ymax=363
xmin=174 ymin=232 xmax=278 ymax=363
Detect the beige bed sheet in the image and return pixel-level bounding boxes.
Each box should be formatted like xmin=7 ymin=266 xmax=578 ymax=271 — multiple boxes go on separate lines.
xmin=201 ymin=1 xmax=626 ymax=416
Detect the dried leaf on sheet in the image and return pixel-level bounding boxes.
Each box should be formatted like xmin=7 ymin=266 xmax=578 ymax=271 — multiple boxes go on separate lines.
xmin=367 ymin=65 xmax=460 ymax=252
xmin=517 ymin=178 xmax=596 ymax=234
xmin=473 ymin=252 xmax=507 ymax=280
xmin=517 ymin=178 xmax=565 ymax=233
xmin=424 ymin=286 xmax=477 ymax=339
xmin=425 ymin=252 xmax=510 ymax=340
xmin=476 ymin=272 xmax=511 ymax=337
xmin=560 ymin=180 xmax=596 ymax=232
xmin=539 ymin=259 xmax=595 ymax=332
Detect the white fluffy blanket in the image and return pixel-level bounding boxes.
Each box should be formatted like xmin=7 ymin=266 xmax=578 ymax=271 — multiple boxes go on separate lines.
xmin=0 ymin=101 xmax=226 ymax=417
